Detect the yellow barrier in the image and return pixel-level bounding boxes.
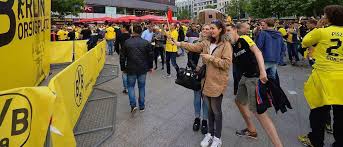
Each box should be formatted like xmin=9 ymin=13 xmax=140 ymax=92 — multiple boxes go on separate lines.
xmin=75 ymin=40 xmax=88 ymax=60
xmin=49 ymin=40 xmax=88 ymax=64
xmin=48 ymin=41 xmax=106 ymax=146
xmin=0 ymin=0 xmax=51 ymax=91
xmin=0 ymin=1 xmax=106 ymax=146
xmin=0 ymin=87 xmax=55 ymax=147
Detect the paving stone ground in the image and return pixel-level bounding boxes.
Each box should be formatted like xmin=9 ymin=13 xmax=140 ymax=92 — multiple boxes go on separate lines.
xmin=80 ymin=54 xmax=335 ymax=147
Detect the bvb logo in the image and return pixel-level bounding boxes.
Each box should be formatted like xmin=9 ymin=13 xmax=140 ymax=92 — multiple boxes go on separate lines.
xmin=0 ymin=94 xmax=32 ymax=147
xmin=75 ymin=65 xmax=84 ymax=107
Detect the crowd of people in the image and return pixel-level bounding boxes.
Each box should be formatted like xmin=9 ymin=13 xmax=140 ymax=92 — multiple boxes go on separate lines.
xmin=52 ymin=5 xmax=343 ymax=147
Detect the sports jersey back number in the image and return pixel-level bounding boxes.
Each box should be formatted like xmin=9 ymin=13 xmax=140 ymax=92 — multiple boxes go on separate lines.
xmin=326 ymin=39 xmax=342 ymax=56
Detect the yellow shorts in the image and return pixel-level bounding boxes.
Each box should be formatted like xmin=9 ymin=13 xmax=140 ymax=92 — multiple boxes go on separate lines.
xmin=304 ymin=69 xmax=343 ymax=109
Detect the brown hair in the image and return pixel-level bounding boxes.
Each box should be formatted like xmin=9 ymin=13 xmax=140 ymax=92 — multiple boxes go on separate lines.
xmin=210 ymin=20 xmax=226 ymax=43
xmin=307 ymin=19 xmax=318 ymax=25
xmin=262 ymin=18 xmax=275 ymax=27
xmin=324 ymin=5 xmax=343 ymax=26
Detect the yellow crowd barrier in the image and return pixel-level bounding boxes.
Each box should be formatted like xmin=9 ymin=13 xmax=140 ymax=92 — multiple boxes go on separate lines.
xmin=0 ymin=0 xmax=51 ymax=91
xmin=0 ymin=87 xmax=55 ymax=147
xmin=48 ymin=41 xmax=106 ymax=146
xmin=49 ymin=40 xmax=88 ymax=64
xmin=0 ymin=41 xmax=106 ymax=147
xmin=1 ymin=1 xmax=106 ymax=146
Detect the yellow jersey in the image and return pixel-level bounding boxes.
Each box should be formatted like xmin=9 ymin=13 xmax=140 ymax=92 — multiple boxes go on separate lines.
xmin=75 ymin=32 xmax=80 ymax=40
xmin=287 ymin=28 xmax=295 ymax=43
xmin=302 ymin=26 xmax=343 ymax=109
xmin=57 ymin=30 xmax=68 ymax=41
xmin=302 ymin=26 xmax=343 ymax=71
xmin=182 ymin=25 xmax=188 ymax=35
xmin=105 ymin=26 xmax=116 ymax=40
xmin=278 ymin=28 xmax=287 ymax=37
xmin=165 ymin=29 xmax=179 ymax=52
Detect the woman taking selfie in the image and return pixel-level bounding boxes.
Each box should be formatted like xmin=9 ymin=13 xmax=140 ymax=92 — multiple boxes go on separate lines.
xmin=173 ymin=20 xmax=232 ymax=147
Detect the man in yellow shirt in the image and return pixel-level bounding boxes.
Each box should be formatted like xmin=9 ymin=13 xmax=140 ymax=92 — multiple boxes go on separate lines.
xmin=298 ymin=5 xmax=343 ymax=147
xmin=105 ymin=23 xmax=116 ymax=55
xmin=164 ymin=23 xmax=179 ymax=78
xmin=287 ymin=22 xmax=300 ymax=65
xmin=57 ymin=27 xmax=68 ymax=41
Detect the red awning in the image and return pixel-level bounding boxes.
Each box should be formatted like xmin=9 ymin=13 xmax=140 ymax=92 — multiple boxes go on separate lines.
xmin=179 ymin=19 xmax=192 ymax=23
xmin=139 ymin=15 xmax=165 ymax=21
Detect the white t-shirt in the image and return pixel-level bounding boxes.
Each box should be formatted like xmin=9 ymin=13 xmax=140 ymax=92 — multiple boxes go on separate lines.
xmin=209 ymin=43 xmax=217 ymax=54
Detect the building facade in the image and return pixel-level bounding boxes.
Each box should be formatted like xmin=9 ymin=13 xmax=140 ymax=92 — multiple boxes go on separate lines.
xmin=176 ymin=0 xmax=229 ymax=18
xmin=74 ymin=0 xmax=176 ymax=18
xmin=175 ymin=0 xmax=194 ymax=18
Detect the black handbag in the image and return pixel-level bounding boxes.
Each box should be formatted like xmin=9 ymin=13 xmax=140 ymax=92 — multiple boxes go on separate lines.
xmin=197 ymin=65 xmax=206 ymax=80
xmin=175 ymin=67 xmax=202 ymax=91
xmin=175 ymin=43 xmax=224 ymax=91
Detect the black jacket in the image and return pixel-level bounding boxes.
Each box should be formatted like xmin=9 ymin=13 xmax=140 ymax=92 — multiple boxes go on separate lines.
xmin=178 ymin=28 xmax=185 ymax=42
xmin=256 ymin=79 xmax=292 ymax=114
xmin=267 ymin=79 xmax=292 ymax=113
xmin=187 ymin=52 xmax=200 ymax=70
xmin=120 ymin=36 xmax=154 ymax=74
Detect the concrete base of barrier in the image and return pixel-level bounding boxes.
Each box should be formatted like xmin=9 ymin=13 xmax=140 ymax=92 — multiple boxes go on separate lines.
xmin=74 ymin=64 xmax=119 ymax=147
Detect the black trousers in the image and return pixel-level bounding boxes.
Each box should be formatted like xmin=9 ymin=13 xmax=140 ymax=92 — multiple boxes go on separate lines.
xmin=308 ymin=105 xmax=343 ymax=147
xmin=166 ymin=52 xmax=179 ymax=75
xmin=154 ymin=47 xmax=164 ymax=68
xmin=206 ymin=94 xmax=223 ymax=138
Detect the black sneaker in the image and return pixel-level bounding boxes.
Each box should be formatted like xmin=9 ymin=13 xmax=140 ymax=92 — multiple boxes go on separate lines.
xmin=122 ymin=89 xmax=128 ymax=94
xmin=131 ymin=106 xmax=138 ymax=113
xmin=193 ymin=118 xmax=200 ymax=131
xmin=139 ymin=107 xmax=145 ymax=112
xmin=201 ymin=120 xmax=208 ymax=134
xmin=235 ymin=128 xmax=258 ymax=140
xmin=154 ymin=66 xmax=158 ymax=70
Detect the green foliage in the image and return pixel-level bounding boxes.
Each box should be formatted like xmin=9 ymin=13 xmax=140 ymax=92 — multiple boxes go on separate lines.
xmin=226 ymin=0 xmax=249 ymax=19
xmin=52 ymin=0 xmax=84 ymax=18
xmin=246 ymin=0 xmax=343 ymax=18
xmin=177 ymin=8 xmax=191 ymax=20
xmin=205 ymin=5 xmax=217 ymax=9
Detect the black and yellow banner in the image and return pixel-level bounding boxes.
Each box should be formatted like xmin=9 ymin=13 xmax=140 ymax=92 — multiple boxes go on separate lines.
xmin=0 ymin=0 xmax=51 ymax=91
xmin=49 ymin=40 xmax=88 ymax=64
xmin=48 ymin=41 xmax=106 ymax=146
xmin=0 ymin=87 xmax=55 ymax=147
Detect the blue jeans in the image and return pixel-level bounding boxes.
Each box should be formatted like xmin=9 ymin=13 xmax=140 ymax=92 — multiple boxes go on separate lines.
xmin=179 ymin=48 xmax=185 ymax=56
xmin=127 ymin=73 xmax=147 ymax=108
xmin=122 ymin=73 xmax=128 ymax=90
xmin=107 ymin=40 xmax=114 ymax=55
xmin=166 ymin=52 xmax=179 ymax=75
xmin=194 ymin=90 xmax=208 ymax=120
xmin=279 ymin=42 xmax=287 ymax=65
xmin=287 ymin=42 xmax=299 ymax=61
xmin=265 ymin=62 xmax=277 ymax=80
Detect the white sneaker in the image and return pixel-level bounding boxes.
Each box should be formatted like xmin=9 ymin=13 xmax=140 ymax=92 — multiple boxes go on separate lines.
xmin=200 ymin=133 xmax=213 ymax=147
xmin=210 ymin=137 xmax=222 ymax=147
xmin=163 ymin=74 xmax=171 ymax=78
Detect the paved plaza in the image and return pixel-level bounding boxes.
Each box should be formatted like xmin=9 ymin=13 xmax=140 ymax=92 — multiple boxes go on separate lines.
xmin=77 ymin=55 xmax=334 ymax=147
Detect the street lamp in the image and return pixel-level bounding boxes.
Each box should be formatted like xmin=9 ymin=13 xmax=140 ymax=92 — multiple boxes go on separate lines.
xmin=72 ymin=4 xmax=80 ymax=62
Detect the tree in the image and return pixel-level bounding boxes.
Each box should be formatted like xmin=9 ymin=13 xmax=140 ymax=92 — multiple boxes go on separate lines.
xmin=226 ymin=0 xmax=249 ymax=19
xmin=176 ymin=8 xmax=191 ymax=20
xmin=205 ymin=5 xmax=217 ymax=9
xmin=247 ymin=0 xmax=343 ymax=18
xmin=52 ymin=0 xmax=84 ymax=18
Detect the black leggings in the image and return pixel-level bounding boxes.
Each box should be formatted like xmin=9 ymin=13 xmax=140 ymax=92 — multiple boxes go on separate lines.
xmin=154 ymin=47 xmax=164 ymax=68
xmin=206 ymin=94 xmax=223 ymax=138
xmin=308 ymin=105 xmax=343 ymax=147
